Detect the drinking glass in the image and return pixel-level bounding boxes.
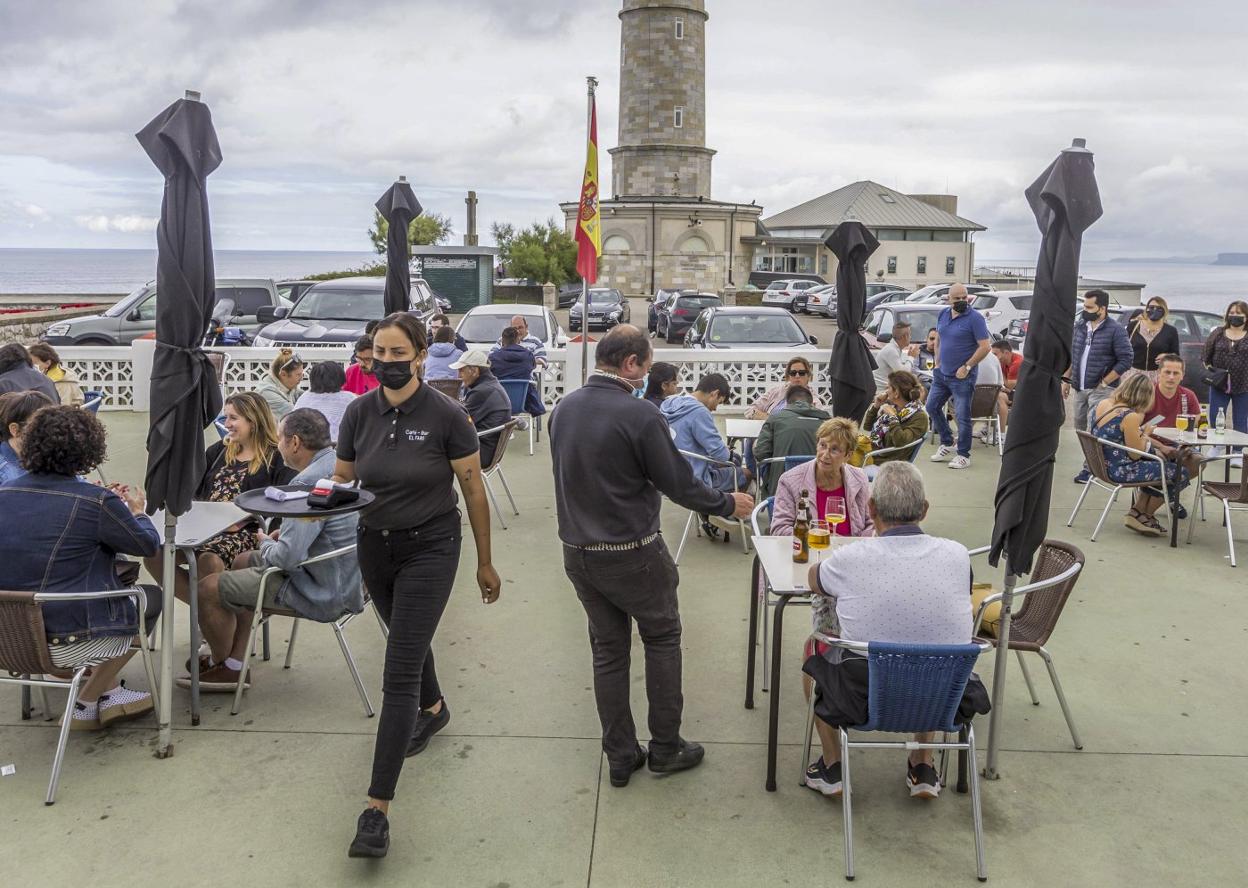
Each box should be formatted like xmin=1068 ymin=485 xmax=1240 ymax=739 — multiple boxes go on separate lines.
xmin=1175 ymin=415 xmax=1189 ymax=433
xmin=807 ymin=519 xmax=831 ymax=561
xmin=825 ymin=495 xmax=847 ymax=533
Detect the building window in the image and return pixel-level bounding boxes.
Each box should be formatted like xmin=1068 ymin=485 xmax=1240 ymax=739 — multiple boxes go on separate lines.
xmin=945 ymin=256 xmax=956 ymax=275
xmin=674 ymin=106 xmax=683 ymax=129
xmin=675 ymin=17 xmax=684 ymax=39
xmin=819 ymin=254 xmax=828 ymax=275
xmin=887 ymin=256 xmax=897 ymax=274
xmin=603 ymin=235 xmax=631 ymax=253
xmin=917 ymin=256 xmax=927 ymax=275
xmin=875 ymin=228 xmax=905 ymax=241
xmin=679 ymin=234 xmax=709 ymax=253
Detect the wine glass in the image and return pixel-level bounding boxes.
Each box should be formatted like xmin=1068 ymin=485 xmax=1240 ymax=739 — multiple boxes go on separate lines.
xmin=807 ymin=519 xmax=831 ymax=561
xmin=825 ymin=495 xmax=847 ymax=534
xmin=1175 ymin=415 xmax=1189 ymax=433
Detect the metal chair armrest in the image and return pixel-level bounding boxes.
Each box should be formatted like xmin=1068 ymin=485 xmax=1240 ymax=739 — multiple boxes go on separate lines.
xmin=750 ymin=499 xmax=772 ymax=537
xmin=810 ymin=631 xmax=992 ymax=655
xmin=970 ymin=561 xmax=1082 ymax=633
xmin=678 ymin=449 xmax=734 ymax=470
xmin=476 ymin=424 xmax=509 ymax=439
xmin=966 ymin=545 xmax=991 ymax=558
xmin=292 ymin=544 xmax=357 ymax=569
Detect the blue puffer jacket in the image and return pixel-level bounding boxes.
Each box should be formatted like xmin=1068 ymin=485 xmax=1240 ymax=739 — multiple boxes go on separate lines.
xmin=489 ymin=344 xmax=536 ymax=381
xmin=660 ymin=394 xmax=733 ymax=486
xmin=1070 ymin=317 xmax=1132 ymax=391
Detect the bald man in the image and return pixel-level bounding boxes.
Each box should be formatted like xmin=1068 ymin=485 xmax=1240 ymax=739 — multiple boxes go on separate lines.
xmin=926 ymin=283 xmax=991 ymax=469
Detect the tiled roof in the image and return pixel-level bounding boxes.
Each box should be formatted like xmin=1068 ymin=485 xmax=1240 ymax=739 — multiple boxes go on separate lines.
xmin=762 ymin=181 xmax=985 ymax=232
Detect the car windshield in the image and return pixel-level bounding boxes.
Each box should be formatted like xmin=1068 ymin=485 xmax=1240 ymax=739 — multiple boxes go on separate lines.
xmin=708 ymin=313 xmax=805 ymax=344
xmin=104 ymin=283 xmax=153 ymax=317
xmin=676 ymin=295 xmax=720 ymax=309
xmin=459 ymin=313 xmax=548 ymax=342
xmin=765 ymin=282 xmax=788 ymax=291
xmin=588 ymin=290 xmax=622 ymax=304
xmin=291 ymin=287 xmax=384 ymax=321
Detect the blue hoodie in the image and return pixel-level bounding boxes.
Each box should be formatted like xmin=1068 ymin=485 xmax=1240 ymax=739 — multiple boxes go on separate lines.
xmin=660 ymin=393 xmax=732 ymax=485
xmin=425 ymin=341 xmax=464 ymax=380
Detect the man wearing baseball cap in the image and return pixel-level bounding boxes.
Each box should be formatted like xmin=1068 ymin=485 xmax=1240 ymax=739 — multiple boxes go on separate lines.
xmin=450 ymin=349 xmax=512 ymax=466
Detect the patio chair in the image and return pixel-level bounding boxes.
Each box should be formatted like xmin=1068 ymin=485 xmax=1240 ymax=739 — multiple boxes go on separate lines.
xmin=204 ymin=351 xmax=230 ymax=402
xmin=757 ymin=454 xmax=814 ymax=498
xmin=499 ymin=378 xmax=540 ymax=456
xmin=427 ymin=378 xmax=463 ymax=400
xmin=229 ymin=545 xmax=386 ymax=718
xmin=970 ymin=383 xmax=1003 ymax=455
xmin=0 ymin=587 xmax=158 ymax=805
xmin=863 ymin=430 xmax=930 ymax=481
xmin=1185 ymin=452 xmax=1248 ymax=566
xmin=673 ymin=449 xmax=750 ymax=564
xmin=1067 ymin=430 xmax=1172 ymax=541
xmin=477 ymin=420 xmax=520 ymax=529
xmin=800 ymin=637 xmax=992 ymax=882
xmin=972 ymin=539 xmax=1086 ymax=749
xmin=81 ymin=391 xmax=105 ymax=413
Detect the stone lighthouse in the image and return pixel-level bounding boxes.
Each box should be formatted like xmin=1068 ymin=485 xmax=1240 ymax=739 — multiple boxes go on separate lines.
xmin=562 ymin=0 xmax=763 ymax=300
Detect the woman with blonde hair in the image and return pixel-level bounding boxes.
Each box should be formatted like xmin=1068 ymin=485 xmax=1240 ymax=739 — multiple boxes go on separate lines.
xmin=744 ymin=356 xmax=825 ymax=418
xmin=257 ymin=348 xmax=306 ymax=419
xmin=27 ymin=343 xmax=85 ymax=406
xmin=855 ymin=370 xmax=929 ymax=465
xmin=1091 ymin=373 xmax=1189 ymax=536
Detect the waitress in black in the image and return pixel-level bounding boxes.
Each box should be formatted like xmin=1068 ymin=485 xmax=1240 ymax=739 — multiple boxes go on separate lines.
xmin=334 ymin=312 xmax=502 ymax=859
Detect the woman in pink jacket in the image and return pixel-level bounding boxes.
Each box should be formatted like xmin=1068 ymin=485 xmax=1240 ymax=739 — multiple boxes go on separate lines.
xmin=770 ymin=417 xmax=873 ymax=539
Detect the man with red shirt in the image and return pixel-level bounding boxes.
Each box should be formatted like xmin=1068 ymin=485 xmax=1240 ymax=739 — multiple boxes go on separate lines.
xmin=1147 ymin=353 xmax=1199 ymax=427
xmin=343 ymin=335 xmax=379 ymax=395
xmin=991 ymin=339 xmax=1023 ymax=439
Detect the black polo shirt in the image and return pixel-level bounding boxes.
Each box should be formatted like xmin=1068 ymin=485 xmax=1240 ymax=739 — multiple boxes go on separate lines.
xmin=337 ymin=383 xmax=479 ymax=530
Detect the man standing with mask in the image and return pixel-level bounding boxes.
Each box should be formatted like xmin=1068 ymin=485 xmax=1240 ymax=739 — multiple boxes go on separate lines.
xmin=927 ymin=283 xmax=992 ymax=469
xmin=550 ymin=325 xmax=753 ymax=788
xmin=1065 ymin=289 xmax=1132 ymax=483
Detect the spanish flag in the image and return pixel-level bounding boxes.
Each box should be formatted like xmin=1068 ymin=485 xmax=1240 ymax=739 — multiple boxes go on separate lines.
xmin=575 ymin=96 xmax=601 ymax=284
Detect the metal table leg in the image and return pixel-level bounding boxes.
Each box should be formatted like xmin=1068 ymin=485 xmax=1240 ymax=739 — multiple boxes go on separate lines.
xmin=745 ymin=556 xmax=760 ymax=710
xmin=184 ymin=547 xmax=201 ymax=727
xmin=765 ymin=593 xmax=793 ymax=792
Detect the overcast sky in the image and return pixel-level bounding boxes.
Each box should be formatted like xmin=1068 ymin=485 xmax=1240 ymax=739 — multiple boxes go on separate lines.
xmin=1 ymin=0 xmax=1245 ymax=260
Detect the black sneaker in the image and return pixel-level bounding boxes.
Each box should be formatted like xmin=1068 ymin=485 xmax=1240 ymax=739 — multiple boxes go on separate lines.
xmin=1073 ymin=468 xmax=1091 ymax=484
xmin=647 ymin=739 xmax=705 ymax=774
xmin=405 ymin=700 xmax=450 ymax=757
xmin=803 ymin=759 xmax=843 ymax=797
xmin=609 ymin=746 xmax=648 ymax=788
xmin=907 ymin=761 xmax=941 ymax=800
xmin=348 ymin=808 xmax=390 ymax=858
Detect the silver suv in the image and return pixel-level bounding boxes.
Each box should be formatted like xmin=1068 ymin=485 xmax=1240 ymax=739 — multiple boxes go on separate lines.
xmin=41 ymin=278 xmax=286 ymax=346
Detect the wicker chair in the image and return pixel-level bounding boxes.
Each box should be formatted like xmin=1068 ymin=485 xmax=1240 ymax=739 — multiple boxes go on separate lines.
xmin=970 ymin=383 xmax=1003 ymax=455
xmin=0 ymin=587 xmax=157 ymax=805
xmin=1185 ymin=454 xmax=1248 ymax=566
xmin=427 ymin=378 xmax=463 ymax=400
xmin=1067 ymin=430 xmax=1173 ymax=541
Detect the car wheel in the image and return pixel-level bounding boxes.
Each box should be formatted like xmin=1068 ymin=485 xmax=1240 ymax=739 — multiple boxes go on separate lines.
xmin=665 ymin=326 xmax=680 ymax=344
xmin=75 ymin=337 xmax=115 ymax=346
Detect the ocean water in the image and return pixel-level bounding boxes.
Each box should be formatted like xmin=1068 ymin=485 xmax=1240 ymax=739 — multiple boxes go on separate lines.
xmin=0 ymin=248 xmax=379 ymax=294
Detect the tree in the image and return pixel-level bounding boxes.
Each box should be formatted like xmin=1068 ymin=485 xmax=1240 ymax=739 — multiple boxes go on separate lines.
xmin=491 ymin=218 xmax=578 ymax=286
xmin=368 ymin=209 xmax=453 ymax=253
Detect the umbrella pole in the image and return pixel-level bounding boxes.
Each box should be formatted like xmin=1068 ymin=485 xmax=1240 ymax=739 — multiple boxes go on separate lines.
xmin=156 ymin=514 xmax=178 ymax=758
xmin=579 ymin=279 xmax=589 ymax=385
xmin=984 ymin=570 xmax=1017 ymax=779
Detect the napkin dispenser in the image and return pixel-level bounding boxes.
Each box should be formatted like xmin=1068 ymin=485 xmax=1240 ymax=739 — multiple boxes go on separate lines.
xmin=307 ymin=479 xmax=360 ymax=510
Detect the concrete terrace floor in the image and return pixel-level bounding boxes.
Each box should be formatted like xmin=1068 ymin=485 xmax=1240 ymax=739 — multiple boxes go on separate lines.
xmin=3 ymin=410 xmax=1248 ymax=888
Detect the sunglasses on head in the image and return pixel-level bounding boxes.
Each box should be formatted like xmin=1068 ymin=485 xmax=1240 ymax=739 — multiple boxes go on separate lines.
xmin=280 ymin=353 xmax=303 ymax=372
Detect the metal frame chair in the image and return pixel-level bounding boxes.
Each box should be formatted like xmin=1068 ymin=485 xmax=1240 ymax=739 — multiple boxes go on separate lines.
xmin=0 ymin=587 xmax=157 ymax=804
xmin=863 ymin=430 xmax=930 ymax=481
xmin=81 ymin=391 xmax=105 ymax=413
xmin=230 ymin=545 xmax=387 ymax=717
xmin=1186 ymin=452 xmax=1248 ymax=566
xmin=499 ymin=378 xmax=540 ymax=456
xmin=427 ymin=378 xmax=463 ymax=399
xmin=969 ymin=540 xmax=1086 ymax=749
xmin=673 ymin=449 xmax=750 ymax=564
xmin=970 ymin=383 xmax=1003 ymax=455
xmin=756 ymin=454 xmax=814 ymax=499
xmin=799 ymin=637 xmax=992 ymax=882
xmin=477 ymin=420 xmax=520 ymax=529
xmin=1067 ymin=430 xmax=1173 ymax=541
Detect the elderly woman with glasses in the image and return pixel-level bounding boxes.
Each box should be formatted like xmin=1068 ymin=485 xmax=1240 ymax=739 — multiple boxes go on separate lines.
xmin=744 ymin=356 xmax=824 ymax=419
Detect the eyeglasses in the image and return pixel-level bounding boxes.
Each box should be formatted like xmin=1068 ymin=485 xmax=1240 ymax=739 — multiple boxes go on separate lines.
xmin=788 ymin=369 xmax=810 ymax=378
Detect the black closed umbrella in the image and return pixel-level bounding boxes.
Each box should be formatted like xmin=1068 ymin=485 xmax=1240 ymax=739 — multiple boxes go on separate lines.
xmin=985 ymin=139 xmax=1102 ymax=777
xmin=136 ymin=91 xmax=223 ymax=756
xmin=826 ymin=221 xmax=879 ymax=422
xmin=376 ymin=177 xmax=422 ymax=316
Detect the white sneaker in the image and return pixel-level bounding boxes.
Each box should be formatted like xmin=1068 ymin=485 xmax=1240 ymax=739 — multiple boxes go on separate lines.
xmin=931 ymin=444 xmax=955 ymax=462
xmin=948 ymin=455 xmax=972 ymax=469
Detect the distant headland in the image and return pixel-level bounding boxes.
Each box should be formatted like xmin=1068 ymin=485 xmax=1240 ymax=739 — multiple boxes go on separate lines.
xmin=1214 ymin=253 xmax=1248 ymax=266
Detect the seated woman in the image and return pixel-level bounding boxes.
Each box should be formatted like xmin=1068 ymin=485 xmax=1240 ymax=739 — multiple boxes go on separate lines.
xmin=744 ymin=356 xmax=824 ymax=419
xmin=256 ymin=349 xmax=306 ymax=420
xmin=643 ymin=361 xmax=679 ymax=409
xmin=771 ymin=417 xmax=874 ymax=538
xmin=294 ymin=361 xmax=356 ymax=443
xmin=0 ymin=406 xmax=161 ymax=730
xmin=1092 ymin=373 xmax=1190 ymax=537
xmin=423 ymin=325 xmax=465 ymax=380
xmin=854 ymin=370 xmax=929 ymax=466
xmin=28 ymin=343 xmax=86 ymax=407
xmin=0 ymin=389 xmax=54 ymax=484
xmin=144 ymin=392 xmax=294 ymax=679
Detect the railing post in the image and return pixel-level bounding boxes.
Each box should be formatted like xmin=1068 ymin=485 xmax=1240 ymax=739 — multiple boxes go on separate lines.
xmin=132 ymin=341 xmax=155 ymax=411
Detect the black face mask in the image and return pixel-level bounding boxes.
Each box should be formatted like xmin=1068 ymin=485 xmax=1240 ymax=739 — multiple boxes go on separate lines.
xmin=1230 ymin=316 xmax=1247 ymax=328
xmin=373 ymin=359 xmax=415 ymax=390
xmin=951 ymin=301 xmax=969 ymax=314
xmin=1146 ymin=307 xmax=1165 ymax=322
xmin=1083 ymin=309 xmax=1101 ymax=323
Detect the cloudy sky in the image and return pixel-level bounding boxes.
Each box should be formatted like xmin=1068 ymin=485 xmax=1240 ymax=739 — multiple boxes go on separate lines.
xmin=1 ymin=0 xmax=1244 ymax=260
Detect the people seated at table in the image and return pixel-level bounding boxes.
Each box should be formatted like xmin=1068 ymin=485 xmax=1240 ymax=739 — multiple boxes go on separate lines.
xmin=662 ymin=372 xmax=751 ymax=493
xmin=1146 ymin=353 xmax=1199 ymax=427
xmin=916 ymin=328 xmax=939 ymax=373
xmin=424 ymin=325 xmax=465 ymax=380
xmin=256 ymin=348 xmax=305 ymax=420
xmin=643 ymin=361 xmax=679 ymax=409
xmin=855 ymin=371 xmax=929 ymax=466
xmin=0 ymin=342 xmax=60 ymax=403
xmin=753 ymin=384 xmax=829 ymax=498
xmin=489 ymin=326 xmax=546 ymax=416
xmin=180 ymin=409 xmax=362 ymax=691
xmin=990 ymin=339 xmax=1020 ymax=435
xmin=744 ymin=356 xmax=824 ymax=418
xmin=770 ymin=417 xmax=872 ymax=538
xmin=489 ymin=314 xmax=547 ymax=366
xmin=0 ymin=405 xmax=162 ymax=730
xmin=0 ymin=389 xmax=54 ymax=484
xmin=873 ymin=321 xmax=916 ymax=393
xmin=429 ymin=314 xmax=468 ymax=352
xmin=294 ymin=361 xmax=356 ymax=443
xmin=1091 ymin=373 xmax=1190 ymax=537
xmin=452 ymin=349 xmax=513 ymax=467
xmin=800 ymin=461 xmax=987 ymax=799
xmin=344 ymin=335 xmax=379 ymax=395
xmin=27 ymin=343 xmax=85 ymax=407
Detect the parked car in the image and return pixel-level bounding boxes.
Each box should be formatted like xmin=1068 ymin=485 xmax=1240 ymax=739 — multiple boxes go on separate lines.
xmin=866 ymin=282 xmax=909 ymax=298
xmin=427 ymin=286 xmax=452 ymax=314
xmin=569 ymin=288 xmax=630 ymax=332
xmin=557 ymin=282 xmax=585 ymax=309
xmin=904 ymin=282 xmax=995 ymax=304
xmin=251 ymin=277 xmax=437 ymax=347
xmin=42 ymin=278 xmax=288 ymax=346
xmin=1004 ymin=296 xmax=1129 ymax=351
xmin=684 ymin=306 xmax=818 ymax=350
xmin=648 ymin=288 xmax=687 ymax=333
xmin=657 ymin=292 xmax=722 ymax=343
xmin=761 ymin=278 xmax=822 ymax=312
xmin=804 ymin=284 xmax=837 ymax=318
xmin=967 ymin=290 xmax=1033 ymax=339
xmin=861 ymin=304 xmax=948 ymax=354
xmin=865 ymin=289 xmax=913 ymax=311
xmin=456 ymin=304 xmax=567 ymax=351
xmin=276 ymin=280 xmax=318 ymax=304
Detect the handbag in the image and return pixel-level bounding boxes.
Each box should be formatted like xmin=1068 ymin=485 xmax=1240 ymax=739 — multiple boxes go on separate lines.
xmin=1202 ymin=366 xmax=1229 ymax=392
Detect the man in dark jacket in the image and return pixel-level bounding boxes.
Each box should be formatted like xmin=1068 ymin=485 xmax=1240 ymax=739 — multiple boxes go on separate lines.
xmin=488 ymin=326 xmax=545 ymax=416
xmin=0 ymin=343 xmax=60 ymax=403
xmin=1065 ymin=289 xmax=1132 ymax=482
xmin=550 ymin=325 xmax=753 ymax=789
xmin=452 ymin=349 xmax=514 ymax=467
xmin=753 ymin=385 xmax=830 ymax=498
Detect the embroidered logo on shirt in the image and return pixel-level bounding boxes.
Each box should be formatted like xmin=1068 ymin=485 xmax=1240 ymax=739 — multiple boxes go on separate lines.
xmin=405 ymin=428 xmax=430 ymax=442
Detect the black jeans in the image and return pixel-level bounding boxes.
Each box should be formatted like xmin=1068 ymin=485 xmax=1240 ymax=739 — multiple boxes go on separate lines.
xmin=563 ymin=537 xmax=683 ymax=765
xmin=358 ymin=511 xmax=462 ymax=801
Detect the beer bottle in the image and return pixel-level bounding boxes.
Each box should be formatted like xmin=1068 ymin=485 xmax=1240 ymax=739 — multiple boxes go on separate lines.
xmin=1198 ymin=410 xmax=1209 ymax=440
xmin=793 ymin=488 xmax=810 ymax=563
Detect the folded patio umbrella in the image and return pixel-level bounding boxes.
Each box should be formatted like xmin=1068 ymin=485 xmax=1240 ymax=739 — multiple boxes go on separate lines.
xmin=984 ymin=139 xmax=1102 ymax=777
xmin=136 ymin=92 xmax=224 ymax=756
xmin=825 ymin=221 xmax=879 ymax=422
xmin=376 ymin=178 xmax=422 ymax=317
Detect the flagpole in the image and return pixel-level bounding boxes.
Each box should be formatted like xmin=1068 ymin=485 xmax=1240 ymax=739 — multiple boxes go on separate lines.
xmin=580 ymin=75 xmax=597 ymax=385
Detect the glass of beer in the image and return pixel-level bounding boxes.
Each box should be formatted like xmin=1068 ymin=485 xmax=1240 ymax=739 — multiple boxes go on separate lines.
xmin=807 ymin=519 xmax=831 ymax=561
xmin=825 ymin=495 xmax=847 ymax=534
xmin=1176 ymin=415 xmax=1189 ymax=433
